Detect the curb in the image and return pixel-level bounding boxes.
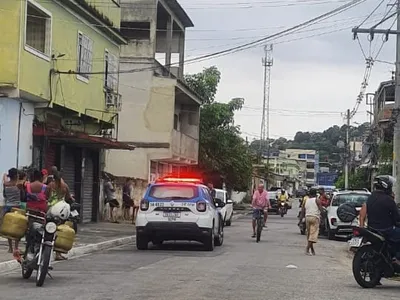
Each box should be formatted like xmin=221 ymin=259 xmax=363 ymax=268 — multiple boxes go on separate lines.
xmin=0 ymin=235 xmax=135 ymax=274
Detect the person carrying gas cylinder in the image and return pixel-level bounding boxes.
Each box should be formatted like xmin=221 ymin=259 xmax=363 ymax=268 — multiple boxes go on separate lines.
xmin=46 ymin=169 xmax=73 ymax=261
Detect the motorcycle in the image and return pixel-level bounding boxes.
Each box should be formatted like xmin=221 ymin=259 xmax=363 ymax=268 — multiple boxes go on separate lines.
xmin=351 ymin=226 xmax=400 ymax=288
xmin=20 ymin=210 xmax=58 ymax=287
xmin=277 ymin=201 xmax=288 ymax=217
xmin=297 ymin=207 xmax=327 ymax=236
xmin=19 ymin=202 xmax=70 ymax=287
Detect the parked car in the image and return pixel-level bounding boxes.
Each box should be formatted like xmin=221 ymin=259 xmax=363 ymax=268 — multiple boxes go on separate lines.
xmin=325 ymin=190 xmax=370 ymax=240
xmin=214 ymin=189 xmax=234 ymax=226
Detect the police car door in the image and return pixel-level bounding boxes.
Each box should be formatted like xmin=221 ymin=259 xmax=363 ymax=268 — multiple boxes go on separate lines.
xmin=203 ymin=187 xmax=219 ymax=234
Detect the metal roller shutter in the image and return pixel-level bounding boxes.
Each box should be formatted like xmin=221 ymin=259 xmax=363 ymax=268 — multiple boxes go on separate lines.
xmin=63 ymin=148 xmax=76 ymax=196
xmin=82 ymin=155 xmax=94 ymax=223
xmin=45 ymin=143 xmax=57 ymax=171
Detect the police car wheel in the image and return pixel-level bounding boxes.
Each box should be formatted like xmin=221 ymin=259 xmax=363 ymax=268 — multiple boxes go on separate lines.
xmin=204 ymin=225 xmax=215 ymax=251
xmin=136 ymin=233 xmax=149 ymax=250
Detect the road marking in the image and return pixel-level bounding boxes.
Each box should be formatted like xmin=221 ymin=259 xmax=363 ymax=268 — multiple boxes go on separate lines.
xmin=286 ymin=264 xmax=298 ymax=269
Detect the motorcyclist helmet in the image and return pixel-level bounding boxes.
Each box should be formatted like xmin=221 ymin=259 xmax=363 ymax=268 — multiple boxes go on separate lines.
xmin=48 ymin=200 xmax=71 ymax=221
xmin=373 ymin=175 xmax=396 ymax=195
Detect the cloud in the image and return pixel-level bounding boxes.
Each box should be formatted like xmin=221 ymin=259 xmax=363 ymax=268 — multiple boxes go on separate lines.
xmin=181 ymin=0 xmax=396 ymax=139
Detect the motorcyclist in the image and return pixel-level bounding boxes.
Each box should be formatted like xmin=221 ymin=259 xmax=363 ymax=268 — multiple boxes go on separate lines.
xmin=278 ymin=189 xmax=288 ymax=205
xmin=359 ymin=175 xmax=400 ymax=264
xmin=318 ymin=188 xmax=330 ymax=208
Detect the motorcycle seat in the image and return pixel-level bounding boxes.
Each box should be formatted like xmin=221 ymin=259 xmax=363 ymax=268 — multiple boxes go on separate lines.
xmin=359 ymin=227 xmax=385 ymax=242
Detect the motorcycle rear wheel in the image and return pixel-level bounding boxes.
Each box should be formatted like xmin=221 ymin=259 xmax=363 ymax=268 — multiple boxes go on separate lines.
xmin=352 ymin=246 xmax=382 ymax=288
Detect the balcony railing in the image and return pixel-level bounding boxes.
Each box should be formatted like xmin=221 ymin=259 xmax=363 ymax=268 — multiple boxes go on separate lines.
xmin=172 ymin=130 xmax=199 ymax=162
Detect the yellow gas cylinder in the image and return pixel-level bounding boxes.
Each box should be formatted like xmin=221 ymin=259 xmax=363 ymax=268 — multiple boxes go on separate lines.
xmin=0 ymin=210 xmax=28 ymax=240
xmin=54 ymin=224 xmax=76 ymax=254
xmin=65 ymin=221 xmax=74 ymax=229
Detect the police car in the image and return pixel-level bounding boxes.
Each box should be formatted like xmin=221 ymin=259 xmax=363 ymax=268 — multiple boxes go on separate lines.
xmin=135 ymin=176 xmax=225 ymax=251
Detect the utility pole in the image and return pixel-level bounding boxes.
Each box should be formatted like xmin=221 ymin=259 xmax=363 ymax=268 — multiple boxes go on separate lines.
xmin=345 ymin=109 xmax=350 ymax=189
xmin=260 ymin=44 xmax=273 ymax=186
xmin=352 ymin=2 xmax=400 ymax=201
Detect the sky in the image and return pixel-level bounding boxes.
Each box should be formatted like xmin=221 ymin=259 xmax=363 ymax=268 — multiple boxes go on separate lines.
xmin=177 ymin=0 xmax=397 ymax=141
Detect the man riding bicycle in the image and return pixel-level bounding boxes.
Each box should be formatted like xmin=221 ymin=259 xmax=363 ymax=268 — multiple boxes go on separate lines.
xmin=252 ymin=184 xmax=270 ymax=238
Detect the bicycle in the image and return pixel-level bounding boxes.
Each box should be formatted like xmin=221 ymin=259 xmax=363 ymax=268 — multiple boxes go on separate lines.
xmin=254 ymin=209 xmax=264 ymax=243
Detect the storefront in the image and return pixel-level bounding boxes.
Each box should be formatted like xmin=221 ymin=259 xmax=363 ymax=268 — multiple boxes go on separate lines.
xmin=33 ymin=126 xmax=135 ymax=223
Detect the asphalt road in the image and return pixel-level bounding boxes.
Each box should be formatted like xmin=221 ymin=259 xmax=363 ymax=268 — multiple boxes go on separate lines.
xmin=2 ymin=208 xmax=400 ymax=299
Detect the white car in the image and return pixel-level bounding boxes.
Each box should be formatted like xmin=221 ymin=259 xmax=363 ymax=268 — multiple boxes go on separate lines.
xmin=214 ymin=189 xmax=234 ymax=226
xmin=135 ymin=177 xmax=225 ymax=251
xmin=325 ymin=190 xmax=370 ymax=240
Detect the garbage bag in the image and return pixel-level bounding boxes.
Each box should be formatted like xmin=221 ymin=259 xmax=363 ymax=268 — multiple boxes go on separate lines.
xmin=336 ymin=202 xmax=358 ymax=223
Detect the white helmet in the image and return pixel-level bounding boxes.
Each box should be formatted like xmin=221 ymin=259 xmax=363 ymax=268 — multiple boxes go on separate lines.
xmin=48 ymin=201 xmax=71 ymax=221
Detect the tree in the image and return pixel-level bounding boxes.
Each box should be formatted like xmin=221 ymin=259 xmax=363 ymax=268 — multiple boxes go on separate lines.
xmin=185 ymin=67 xmax=253 ymax=191
xmin=184 ymin=66 xmax=221 ymax=105
xmin=335 ymin=168 xmax=370 ymax=190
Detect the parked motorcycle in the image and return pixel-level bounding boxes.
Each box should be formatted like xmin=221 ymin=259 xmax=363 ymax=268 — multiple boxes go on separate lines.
xmin=20 ymin=201 xmax=71 ymax=287
xmin=351 ymin=226 xmax=400 ymax=288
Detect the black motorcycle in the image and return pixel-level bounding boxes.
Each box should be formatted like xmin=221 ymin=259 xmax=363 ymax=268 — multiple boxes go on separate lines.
xmin=21 ymin=209 xmax=60 ymax=287
xmin=351 ymin=226 xmax=400 ymax=288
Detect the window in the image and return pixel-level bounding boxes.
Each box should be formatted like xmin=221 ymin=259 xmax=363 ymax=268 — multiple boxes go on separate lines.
xmin=306 ymin=172 xmax=315 ymax=179
xmin=25 ymin=1 xmax=52 ymax=58
xmin=306 ymin=162 xmax=315 ymax=169
xmin=215 ymin=190 xmax=226 ymax=203
xmin=332 ymin=194 xmax=369 ymax=207
xmin=120 ymin=21 xmax=150 ymax=40
xmin=307 ymin=154 xmax=315 ymax=159
xmin=77 ymin=32 xmax=93 ymax=81
xmin=149 ymin=185 xmax=197 ymax=200
xmin=298 ymin=154 xmax=306 ymax=159
xmin=105 ymin=51 xmax=118 ymax=90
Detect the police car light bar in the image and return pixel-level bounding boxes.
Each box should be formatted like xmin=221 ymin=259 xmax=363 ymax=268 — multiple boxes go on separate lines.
xmin=156 ymin=176 xmax=202 ymax=184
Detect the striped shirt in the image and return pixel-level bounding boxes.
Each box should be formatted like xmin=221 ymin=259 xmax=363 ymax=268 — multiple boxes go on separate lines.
xmin=4 ymin=185 xmax=21 ymax=207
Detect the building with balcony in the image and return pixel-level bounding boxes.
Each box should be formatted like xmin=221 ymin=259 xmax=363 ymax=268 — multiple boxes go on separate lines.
xmin=0 ymin=0 xmax=132 ymax=222
xmin=105 ymin=0 xmax=201 ymax=181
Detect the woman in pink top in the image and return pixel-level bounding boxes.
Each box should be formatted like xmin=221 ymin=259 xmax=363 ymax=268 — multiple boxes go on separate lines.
xmin=251 ymin=184 xmax=270 ymax=237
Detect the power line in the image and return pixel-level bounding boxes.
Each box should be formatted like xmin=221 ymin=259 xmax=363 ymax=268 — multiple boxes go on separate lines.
xmin=54 ymin=0 xmax=367 ymax=76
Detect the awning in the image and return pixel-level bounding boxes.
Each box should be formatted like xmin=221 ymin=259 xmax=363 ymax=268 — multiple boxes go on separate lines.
xmin=33 ymin=127 xmax=135 ymax=150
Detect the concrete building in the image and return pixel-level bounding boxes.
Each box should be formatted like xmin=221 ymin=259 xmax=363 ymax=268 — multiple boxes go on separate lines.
xmin=106 ymin=0 xmax=201 ymax=181
xmin=0 ymin=0 xmax=130 ymax=221
xmin=284 ymin=149 xmax=317 ymax=187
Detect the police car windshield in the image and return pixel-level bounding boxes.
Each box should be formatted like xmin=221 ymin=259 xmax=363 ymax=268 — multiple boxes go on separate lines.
xmin=149 ymin=185 xmax=197 ymax=200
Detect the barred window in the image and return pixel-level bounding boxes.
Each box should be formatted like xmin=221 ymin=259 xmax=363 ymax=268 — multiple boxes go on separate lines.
xmin=105 ymin=51 xmax=118 ymax=90
xmin=25 ymin=1 xmax=52 ymax=57
xmin=77 ymin=33 xmax=93 ymax=80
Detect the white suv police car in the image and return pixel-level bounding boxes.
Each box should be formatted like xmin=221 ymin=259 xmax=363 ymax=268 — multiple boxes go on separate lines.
xmin=135 ymin=176 xmax=225 ymax=251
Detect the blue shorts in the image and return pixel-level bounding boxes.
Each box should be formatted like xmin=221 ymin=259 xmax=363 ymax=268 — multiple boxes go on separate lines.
xmin=252 ymin=208 xmax=265 ymax=220
xmin=3 ymin=206 xmax=19 ymax=214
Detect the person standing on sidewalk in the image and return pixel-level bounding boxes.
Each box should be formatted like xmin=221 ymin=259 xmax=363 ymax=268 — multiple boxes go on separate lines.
xmin=122 ymin=178 xmax=134 ymax=221
xmin=104 ymin=174 xmax=119 ymax=223
xmin=132 ymin=180 xmax=142 ymax=225
xmin=300 ymin=188 xmax=323 ymax=256
xmin=2 ymin=168 xmax=23 ymax=253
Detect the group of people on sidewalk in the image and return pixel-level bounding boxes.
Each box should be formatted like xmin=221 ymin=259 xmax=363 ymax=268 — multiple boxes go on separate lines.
xmin=1 ymin=166 xmax=72 ymax=260
xmin=102 ymin=174 xmax=142 ymax=224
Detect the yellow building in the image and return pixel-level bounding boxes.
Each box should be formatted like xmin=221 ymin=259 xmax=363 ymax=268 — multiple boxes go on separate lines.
xmin=0 ymin=0 xmax=133 ymax=222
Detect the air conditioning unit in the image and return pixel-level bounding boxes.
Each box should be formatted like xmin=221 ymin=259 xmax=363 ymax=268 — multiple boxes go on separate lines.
xmin=105 ymin=91 xmax=122 ymax=112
